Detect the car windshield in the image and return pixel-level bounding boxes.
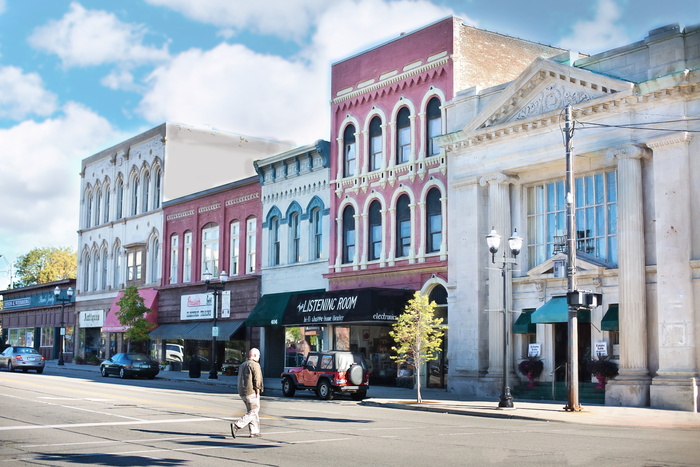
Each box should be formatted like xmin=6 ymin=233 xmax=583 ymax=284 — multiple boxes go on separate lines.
xmin=127 ymin=354 xmax=149 ymax=362
xmin=16 ymin=347 xmax=39 ymax=354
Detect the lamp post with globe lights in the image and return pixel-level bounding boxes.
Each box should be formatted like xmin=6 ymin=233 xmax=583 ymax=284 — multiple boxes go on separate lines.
xmin=203 ymin=270 xmax=228 ymax=379
xmin=54 ymin=286 xmax=74 ymax=366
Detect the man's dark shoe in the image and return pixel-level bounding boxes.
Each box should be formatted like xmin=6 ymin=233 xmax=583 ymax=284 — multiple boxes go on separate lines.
xmin=230 ymin=423 xmax=239 ymax=438
xmin=250 ymin=433 xmax=262 ymax=438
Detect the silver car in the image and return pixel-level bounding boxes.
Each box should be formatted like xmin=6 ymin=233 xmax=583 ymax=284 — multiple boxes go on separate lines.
xmin=0 ymin=346 xmax=46 ymax=373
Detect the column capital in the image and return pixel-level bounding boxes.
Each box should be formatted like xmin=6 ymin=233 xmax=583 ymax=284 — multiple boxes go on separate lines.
xmin=478 ymin=173 xmax=519 ymax=187
xmin=605 ymin=144 xmax=650 ymax=162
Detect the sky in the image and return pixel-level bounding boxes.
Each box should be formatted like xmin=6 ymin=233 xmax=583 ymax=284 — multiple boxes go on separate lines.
xmin=0 ymin=0 xmax=697 ymax=288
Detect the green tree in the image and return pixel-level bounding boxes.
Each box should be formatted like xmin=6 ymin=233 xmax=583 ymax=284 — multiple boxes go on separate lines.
xmin=390 ymin=291 xmax=446 ymax=403
xmin=14 ymin=247 xmax=77 ymax=287
xmin=116 ymin=286 xmax=156 ymax=352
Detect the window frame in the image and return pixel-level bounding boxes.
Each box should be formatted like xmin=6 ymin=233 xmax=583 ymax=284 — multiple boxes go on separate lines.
xmin=343 ymin=125 xmax=356 ymax=178
xmin=201 ymin=223 xmax=220 ymax=276
xmin=426 ymin=188 xmax=442 ymax=254
xmin=368 ymin=200 xmax=382 ymax=261
xmin=396 ymin=107 xmax=411 ymax=165
xmin=426 ymin=97 xmax=442 ymax=157
xmin=395 ymin=194 xmax=411 ymax=258
xmin=369 ymin=116 xmax=383 ymax=172
xmin=342 ymin=206 xmax=355 ymax=264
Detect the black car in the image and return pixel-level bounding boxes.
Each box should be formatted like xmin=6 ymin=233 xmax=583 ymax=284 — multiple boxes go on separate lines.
xmin=100 ymin=353 xmax=160 ymax=379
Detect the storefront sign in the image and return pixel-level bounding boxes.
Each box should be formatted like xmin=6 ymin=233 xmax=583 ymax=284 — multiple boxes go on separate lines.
xmin=79 ymin=310 xmax=104 ymax=328
xmin=283 ymin=288 xmax=414 ymax=326
xmin=528 ymin=343 xmax=541 ymax=357
xmin=595 ymin=341 xmax=608 ymax=357
xmin=3 ymin=291 xmax=74 ymax=310
xmin=180 ymin=293 xmax=214 ymax=320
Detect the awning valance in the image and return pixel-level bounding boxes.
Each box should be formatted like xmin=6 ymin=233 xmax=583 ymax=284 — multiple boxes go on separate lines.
xmin=246 ymin=290 xmax=324 ymax=327
xmin=513 ymin=311 xmax=536 ymax=334
xmin=149 ymin=320 xmax=244 ymax=341
xmin=103 ymin=288 xmax=158 ymax=332
xmin=531 ymin=296 xmax=591 ymax=324
xmin=283 ymin=288 xmax=414 ymax=326
xmin=601 ymin=304 xmax=619 ymax=331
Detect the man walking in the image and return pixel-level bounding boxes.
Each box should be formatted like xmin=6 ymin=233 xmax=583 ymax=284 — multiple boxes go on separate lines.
xmin=231 ymin=348 xmax=264 ymax=438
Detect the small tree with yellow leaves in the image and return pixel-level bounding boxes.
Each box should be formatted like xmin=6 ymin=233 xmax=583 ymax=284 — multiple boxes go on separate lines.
xmin=390 ymin=291 xmax=446 ymax=403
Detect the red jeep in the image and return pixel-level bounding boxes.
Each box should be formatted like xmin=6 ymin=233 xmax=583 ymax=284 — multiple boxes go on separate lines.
xmin=281 ymin=350 xmax=369 ymax=400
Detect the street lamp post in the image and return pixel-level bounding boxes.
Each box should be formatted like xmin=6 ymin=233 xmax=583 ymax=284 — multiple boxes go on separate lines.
xmin=486 ymin=228 xmax=523 ymax=409
xmin=53 ymin=286 xmax=74 ymax=366
xmin=203 ymin=270 xmax=228 ymax=379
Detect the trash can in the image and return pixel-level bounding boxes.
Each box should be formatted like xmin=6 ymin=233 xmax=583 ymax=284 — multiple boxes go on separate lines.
xmin=188 ymin=356 xmax=201 ymax=378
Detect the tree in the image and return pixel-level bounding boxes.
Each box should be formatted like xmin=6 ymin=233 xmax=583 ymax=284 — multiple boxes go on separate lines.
xmin=116 ymin=286 xmax=156 ymax=352
xmin=389 ymin=291 xmax=447 ymax=403
xmin=14 ymin=247 xmax=77 ymax=287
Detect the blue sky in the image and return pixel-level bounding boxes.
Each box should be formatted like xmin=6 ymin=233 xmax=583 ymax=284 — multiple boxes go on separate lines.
xmin=0 ymin=0 xmax=697 ymax=287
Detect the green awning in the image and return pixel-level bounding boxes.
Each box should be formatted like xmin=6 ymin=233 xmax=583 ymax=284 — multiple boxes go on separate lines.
xmin=149 ymin=320 xmax=244 ymax=340
xmin=246 ymin=290 xmax=324 ymax=327
xmin=513 ymin=311 xmax=536 ymax=334
xmin=531 ymin=296 xmax=591 ymax=324
xmin=601 ymin=304 xmax=619 ymax=331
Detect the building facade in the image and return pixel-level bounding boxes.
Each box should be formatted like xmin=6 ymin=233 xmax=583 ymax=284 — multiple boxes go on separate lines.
xmin=442 ymin=23 xmax=699 ymax=410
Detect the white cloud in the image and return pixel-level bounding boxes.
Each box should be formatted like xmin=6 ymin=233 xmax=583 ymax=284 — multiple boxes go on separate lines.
xmin=28 ymin=2 xmax=170 ymax=67
xmin=0 ymin=0 xmax=6 ymax=15
xmin=137 ymin=0 xmax=454 ymax=145
xmin=0 ymin=66 xmax=58 ymax=120
xmin=0 ymin=103 xmax=119 ymax=269
xmin=557 ymin=0 xmax=629 ymax=53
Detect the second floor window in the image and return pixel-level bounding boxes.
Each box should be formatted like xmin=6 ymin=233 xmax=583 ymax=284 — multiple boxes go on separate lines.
xmin=183 ymin=231 xmax=192 ymax=282
xmin=95 ymin=189 xmax=102 ymax=226
xmin=396 ymin=194 xmax=411 ymax=258
xmin=368 ymin=200 xmax=382 ymax=261
xmin=396 ymin=107 xmax=411 ymax=165
xmin=342 ymin=206 xmax=355 ymax=264
xmin=343 ymin=125 xmax=356 ymax=178
xmin=230 ymin=221 xmax=240 ymax=276
xmin=369 ymin=117 xmax=383 ymax=171
xmin=201 ymin=223 xmax=219 ymax=276
xmin=86 ymin=191 xmax=93 ymax=229
xmin=142 ymin=172 xmax=150 ymax=213
xmin=126 ymin=249 xmax=143 ymax=282
xmin=247 ymin=218 xmax=257 ymax=273
xmin=131 ymin=177 xmax=139 ymax=216
xmin=310 ymin=207 xmax=322 ymax=259
xmin=170 ymin=234 xmax=179 ymax=284
xmin=426 ymin=188 xmax=442 ymax=253
xmin=289 ymin=212 xmax=300 ymax=263
xmin=104 ymin=187 xmax=110 ymax=224
xmin=269 ymin=216 xmax=280 ymax=266
xmin=426 ymin=97 xmax=442 ymax=157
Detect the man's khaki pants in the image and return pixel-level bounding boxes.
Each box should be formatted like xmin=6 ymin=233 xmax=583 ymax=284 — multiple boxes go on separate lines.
xmin=233 ymin=394 xmax=260 ymax=434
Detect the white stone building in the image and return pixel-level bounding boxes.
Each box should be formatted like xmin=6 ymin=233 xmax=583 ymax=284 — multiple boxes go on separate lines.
xmin=442 ymin=23 xmax=699 ymax=410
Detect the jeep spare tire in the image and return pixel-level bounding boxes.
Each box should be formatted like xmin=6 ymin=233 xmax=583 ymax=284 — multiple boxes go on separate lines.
xmin=348 ymin=364 xmax=364 ymax=385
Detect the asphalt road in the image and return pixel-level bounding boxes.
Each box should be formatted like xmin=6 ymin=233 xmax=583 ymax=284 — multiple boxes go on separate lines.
xmin=1 ymin=371 xmax=698 ymax=466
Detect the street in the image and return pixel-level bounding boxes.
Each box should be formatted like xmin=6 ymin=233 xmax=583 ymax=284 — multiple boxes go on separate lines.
xmin=0 ymin=371 xmax=698 ymax=466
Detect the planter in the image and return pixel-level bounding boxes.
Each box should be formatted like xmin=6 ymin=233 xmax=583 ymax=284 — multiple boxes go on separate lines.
xmin=595 ymin=374 xmax=606 ymax=389
xmin=526 ymin=372 xmax=537 ymax=387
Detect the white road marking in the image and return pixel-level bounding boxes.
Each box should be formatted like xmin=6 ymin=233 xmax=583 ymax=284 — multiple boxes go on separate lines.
xmin=0 ymin=417 xmax=220 ymax=431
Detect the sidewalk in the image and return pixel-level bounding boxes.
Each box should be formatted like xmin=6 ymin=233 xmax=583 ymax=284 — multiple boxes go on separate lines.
xmin=43 ymin=360 xmax=700 ymax=428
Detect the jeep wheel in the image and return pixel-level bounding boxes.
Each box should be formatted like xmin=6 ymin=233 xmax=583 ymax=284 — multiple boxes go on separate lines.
xmin=347 ymin=364 xmax=364 ymax=385
xmin=351 ymin=389 xmax=367 ymax=401
xmin=316 ymin=380 xmax=334 ymax=400
xmin=282 ymin=377 xmax=296 ymax=397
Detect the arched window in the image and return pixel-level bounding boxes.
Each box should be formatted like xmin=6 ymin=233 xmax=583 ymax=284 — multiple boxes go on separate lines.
xmin=269 ymin=216 xmax=280 ymax=266
xmin=91 ymin=250 xmax=99 ymax=292
xmin=183 ymin=231 xmax=192 ymax=282
xmin=85 ymin=189 xmax=93 ymax=229
xmin=310 ymin=207 xmax=322 ymax=260
xmin=289 ymin=212 xmax=300 ymax=264
xmin=94 ymin=188 xmax=102 ymax=226
xmin=342 ymin=206 xmax=355 ymax=264
xmin=103 ymin=185 xmax=111 ymax=224
xmin=368 ymin=201 xmax=382 ymax=261
xmin=83 ymin=254 xmax=91 ymax=292
xmin=116 ymin=178 xmax=124 ymax=220
xmin=150 ymin=236 xmax=159 ymax=283
xmin=230 ymin=221 xmax=240 ymax=276
xmin=396 ymin=194 xmax=411 ymax=258
xmin=426 ymin=97 xmax=442 ymax=157
xmin=170 ymin=234 xmax=179 ymax=284
xmin=426 ymin=188 xmax=442 ymax=253
xmin=246 ymin=217 xmax=257 ymax=273
xmin=142 ymin=171 xmax=150 ymax=213
xmin=369 ymin=117 xmax=383 ymax=171
xmin=131 ymin=175 xmax=139 ymax=216
xmin=201 ymin=223 xmax=219 ymax=276
xmin=112 ymin=243 xmax=121 ymax=289
xmin=100 ymin=248 xmax=108 ymax=290
xmin=153 ymin=167 xmax=162 ymax=209
xmin=343 ymin=125 xmax=356 ymax=178
xmin=396 ymin=107 xmax=411 ymax=164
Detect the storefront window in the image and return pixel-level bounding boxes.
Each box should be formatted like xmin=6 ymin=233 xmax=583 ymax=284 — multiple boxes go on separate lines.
xmin=41 ymin=327 xmax=54 ymax=348
xmin=9 ymin=328 xmax=34 ymax=347
xmin=64 ymin=326 xmax=74 ymax=353
xmin=335 ymin=326 xmax=350 ymax=350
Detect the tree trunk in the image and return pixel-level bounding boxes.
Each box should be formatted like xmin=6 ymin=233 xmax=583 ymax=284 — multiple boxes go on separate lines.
xmin=415 ymin=362 xmax=422 ymax=403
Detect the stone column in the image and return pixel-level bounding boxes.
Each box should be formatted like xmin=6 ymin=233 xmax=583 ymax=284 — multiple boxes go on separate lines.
xmin=605 ymin=145 xmax=651 ymax=407
xmin=479 ymin=173 xmax=518 ymax=390
xmin=648 ymin=134 xmax=698 ymax=411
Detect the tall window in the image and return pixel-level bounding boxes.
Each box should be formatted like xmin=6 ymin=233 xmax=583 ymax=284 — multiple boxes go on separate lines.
xmin=343 ymin=125 xmax=356 ymax=178
xmin=183 ymin=231 xmax=192 ymax=282
xmin=230 ymin=221 xmax=240 ymax=276
xmin=142 ymin=172 xmax=150 ymax=213
xmin=126 ymin=249 xmax=143 ymax=282
xmin=83 ymin=254 xmax=90 ymax=291
xmin=396 ymin=194 xmax=411 ymax=258
xmin=396 ymin=107 xmax=411 ymax=164
xmin=289 ymin=212 xmax=300 ymax=263
xmin=150 ymin=237 xmax=159 ymax=283
xmin=131 ymin=176 xmax=139 ymax=216
xmin=112 ymin=244 xmax=121 ymax=289
xmin=310 ymin=207 xmax=322 ymax=259
xmin=100 ymin=248 xmax=108 ymax=290
xmin=116 ymin=179 xmax=124 ymax=220
xmin=369 ymin=117 xmax=383 ymax=171
xmin=170 ymin=234 xmax=179 ymax=284
xmin=153 ymin=167 xmax=162 ymax=209
xmin=246 ymin=218 xmax=257 ymax=273
xmin=94 ymin=188 xmax=102 ymax=226
xmin=201 ymin=223 xmax=219 ymax=276
xmin=269 ymin=216 xmax=280 ymax=266
xmin=92 ymin=251 xmax=99 ymax=291
xmin=85 ymin=190 xmax=93 ymax=229
xmin=426 ymin=188 xmax=442 ymax=253
xmin=527 ymin=170 xmax=618 ymax=268
xmin=368 ymin=201 xmax=382 ymax=261
xmin=426 ymin=97 xmax=442 ymax=157
xmin=342 ymin=206 xmax=355 ymax=264
xmin=103 ymin=185 xmax=110 ymax=224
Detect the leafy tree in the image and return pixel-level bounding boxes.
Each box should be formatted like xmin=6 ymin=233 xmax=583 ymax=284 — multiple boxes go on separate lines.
xmin=390 ymin=291 xmax=446 ymax=403
xmin=14 ymin=247 xmax=77 ymax=287
xmin=116 ymin=286 xmax=156 ymax=352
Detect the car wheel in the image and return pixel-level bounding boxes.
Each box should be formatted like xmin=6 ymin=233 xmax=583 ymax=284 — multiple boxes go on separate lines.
xmin=347 ymin=364 xmax=364 ymax=385
xmin=7 ymin=361 xmax=13 ymax=372
xmin=36 ymin=368 xmax=44 ymax=374
xmin=101 ymin=366 xmax=109 ymax=377
xmin=282 ymin=377 xmax=296 ymax=397
xmin=351 ymin=389 xmax=367 ymax=401
xmin=119 ymin=368 xmax=128 ymax=379
xmin=316 ymin=380 xmax=334 ymax=400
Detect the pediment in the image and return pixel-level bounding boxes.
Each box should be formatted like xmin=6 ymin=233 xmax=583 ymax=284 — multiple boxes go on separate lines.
xmin=527 ymin=251 xmax=613 ymax=277
xmin=469 ymin=57 xmax=633 ymax=131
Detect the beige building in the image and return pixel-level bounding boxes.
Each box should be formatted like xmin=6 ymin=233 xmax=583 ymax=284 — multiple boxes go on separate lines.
xmin=442 ymin=23 xmax=699 ymax=410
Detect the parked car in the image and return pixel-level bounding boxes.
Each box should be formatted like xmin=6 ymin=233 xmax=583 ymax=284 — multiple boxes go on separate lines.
xmin=281 ymin=350 xmax=369 ymax=400
xmin=0 ymin=346 xmax=45 ymax=373
xmin=100 ymin=353 xmax=160 ymax=379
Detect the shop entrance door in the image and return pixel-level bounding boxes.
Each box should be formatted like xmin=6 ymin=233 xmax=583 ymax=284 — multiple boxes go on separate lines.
xmin=553 ymin=322 xmax=592 ymax=383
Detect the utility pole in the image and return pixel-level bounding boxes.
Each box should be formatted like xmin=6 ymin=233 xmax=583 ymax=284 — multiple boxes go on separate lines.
xmin=563 ymin=105 xmax=582 ymax=412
